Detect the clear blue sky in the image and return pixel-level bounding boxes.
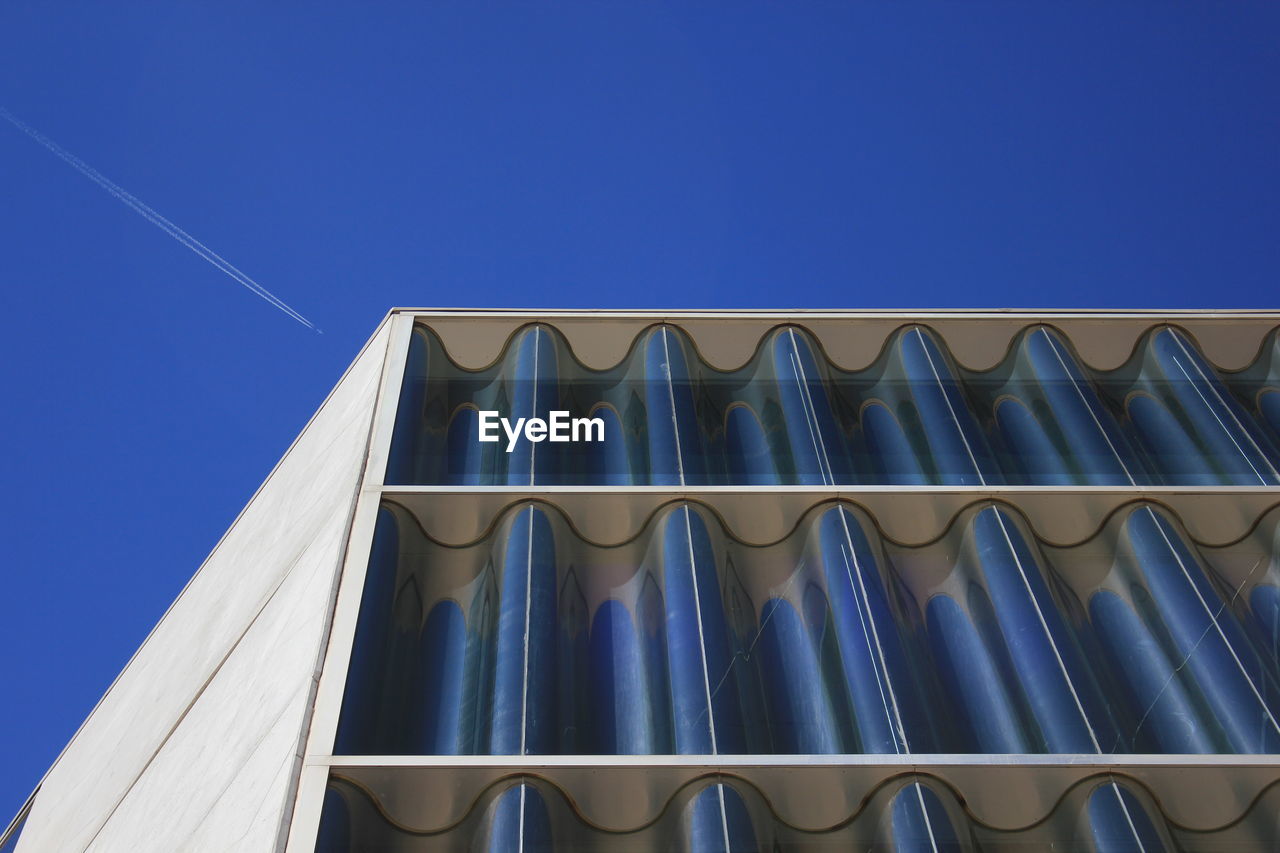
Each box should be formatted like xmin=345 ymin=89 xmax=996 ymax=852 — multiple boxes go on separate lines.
xmin=1 ymin=2 xmax=1278 ymax=819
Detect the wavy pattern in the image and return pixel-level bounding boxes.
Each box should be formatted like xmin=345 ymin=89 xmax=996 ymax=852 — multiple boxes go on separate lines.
xmin=414 ymin=312 xmax=1280 ymax=374
xmin=321 ymin=316 xmax=1280 ymax=852
xmin=334 ymin=499 xmax=1280 ymax=758
xmin=311 ymin=771 xmax=1280 ymax=851
xmin=387 ymin=322 xmax=1280 ymax=486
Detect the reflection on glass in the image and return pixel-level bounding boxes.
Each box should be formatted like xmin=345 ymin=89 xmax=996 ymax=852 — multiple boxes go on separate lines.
xmin=334 ymin=499 xmax=1280 ymax=759
xmin=385 ymin=322 xmax=1280 ymax=486
xmin=316 ymin=773 xmax=1218 ymax=851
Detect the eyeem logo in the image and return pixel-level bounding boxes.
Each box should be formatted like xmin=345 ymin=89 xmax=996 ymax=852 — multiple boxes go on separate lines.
xmin=478 ymin=410 xmax=605 ymax=452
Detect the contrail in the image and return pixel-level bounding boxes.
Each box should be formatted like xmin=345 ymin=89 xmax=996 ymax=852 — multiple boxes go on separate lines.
xmin=0 ymin=106 xmax=319 ymax=332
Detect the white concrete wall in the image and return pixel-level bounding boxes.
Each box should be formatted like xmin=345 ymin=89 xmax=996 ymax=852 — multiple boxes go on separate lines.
xmin=16 ymin=320 xmax=392 ymax=852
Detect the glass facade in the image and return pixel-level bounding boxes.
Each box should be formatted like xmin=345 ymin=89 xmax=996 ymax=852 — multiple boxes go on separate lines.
xmin=319 ymin=774 xmax=1238 ymax=851
xmin=335 ymin=501 xmax=1280 ymax=758
xmin=315 ymin=314 xmax=1280 ymax=852
xmin=386 ymin=323 xmax=1280 ymax=487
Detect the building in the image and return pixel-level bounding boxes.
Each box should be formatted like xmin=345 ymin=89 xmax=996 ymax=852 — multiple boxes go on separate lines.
xmin=4 ymin=308 xmax=1280 ymax=851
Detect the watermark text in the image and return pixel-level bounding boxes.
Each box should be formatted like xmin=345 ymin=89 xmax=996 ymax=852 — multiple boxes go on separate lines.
xmin=478 ymin=410 xmax=605 ymax=452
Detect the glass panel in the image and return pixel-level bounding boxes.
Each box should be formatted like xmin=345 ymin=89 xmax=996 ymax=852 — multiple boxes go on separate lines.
xmin=311 ymin=771 xmax=1280 ymax=851
xmin=385 ymin=322 xmax=1280 ymax=487
xmin=333 ymin=499 xmax=1280 ymax=757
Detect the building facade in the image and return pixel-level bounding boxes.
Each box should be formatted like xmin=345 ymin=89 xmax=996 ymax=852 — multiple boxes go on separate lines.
xmin=5 ymin=309 xmax=1280 ymax=851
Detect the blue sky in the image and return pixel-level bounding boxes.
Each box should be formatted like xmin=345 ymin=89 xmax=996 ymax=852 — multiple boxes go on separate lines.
xmin=1 ymin=1 xmax=1278 ymax=820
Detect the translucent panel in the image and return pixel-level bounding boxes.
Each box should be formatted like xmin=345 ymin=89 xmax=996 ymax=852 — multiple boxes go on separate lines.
xmin=311 ymin=771 xmax=1280 ymax=851
xmin=333 ymin=499 xmax=1280 ymax=757
xmin=386 ymin=322 xmax=1280 ymax=486
xmin=329 ymin=314 xmax=1280 ymax=851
